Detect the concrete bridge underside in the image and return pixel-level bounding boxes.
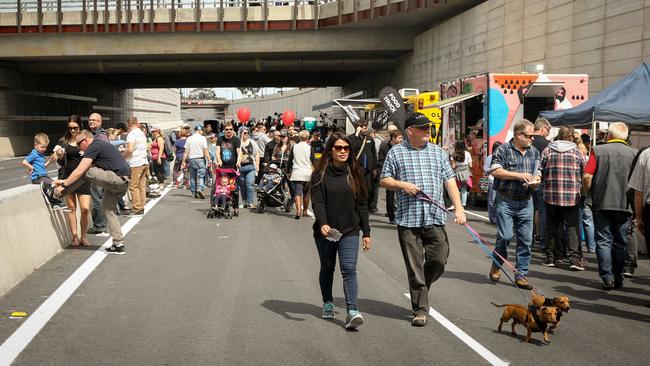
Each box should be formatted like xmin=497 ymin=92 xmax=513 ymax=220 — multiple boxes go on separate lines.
xmin=0 ymin=0 xmax=483 ymax=87
xmin=2 ymin=29 xmax=418 ymax=87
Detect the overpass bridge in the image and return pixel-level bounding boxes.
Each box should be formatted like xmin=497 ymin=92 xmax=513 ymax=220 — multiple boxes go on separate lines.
xmin=0 ymin=0 xmax=482 ymax=86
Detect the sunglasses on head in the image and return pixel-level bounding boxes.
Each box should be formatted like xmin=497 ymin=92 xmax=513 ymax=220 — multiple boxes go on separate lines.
xmin=333 ymin=145 xmax=350 ymax=152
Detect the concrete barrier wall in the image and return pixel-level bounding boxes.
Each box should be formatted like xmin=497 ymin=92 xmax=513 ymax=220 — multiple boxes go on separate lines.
xmin=346 ymin=0 xmax=650 ymax=96
xmin=0 ymin=185 xmax=72 ymax=297
xmin=227 ymin=87 xmax=344 ymax=121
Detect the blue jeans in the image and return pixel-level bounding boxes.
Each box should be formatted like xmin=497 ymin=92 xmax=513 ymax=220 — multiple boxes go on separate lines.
xmin=459 ymin=182 xmax=468 ymax=206
xmin=579 ymin=203 xmax=596 ymax=252
xmin=314 ymin=233 xmax=359 ymax=311
xmin=90 ymin=183 xmax=107 ymax=230
xmin=189 ymin=158 xmax=206 ymax=193
xmin=493 ymin=194 xmax=534 ymax=278
xmin=533 ymin=188 xmax=546 ymax=248
xmin=487 ymin=181 xmax=497 ymax=223
xmin=238 ymin=164 xmax=256 ymax=205
xmin=593 ymin=210 xmax=631 ymax=283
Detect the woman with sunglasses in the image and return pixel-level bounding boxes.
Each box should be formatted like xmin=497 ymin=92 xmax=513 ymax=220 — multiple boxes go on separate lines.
xmin=310 ymin=132 xmax=371 ymax=330
xmin=238 ymin=128 xmax=259 ymax=208
xmin=57 ymin=115 xmax=92 ymax=247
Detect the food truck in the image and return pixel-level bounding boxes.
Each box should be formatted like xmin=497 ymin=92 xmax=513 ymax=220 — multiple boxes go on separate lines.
xmin=428 ymin=73 xmax=589 ymax=201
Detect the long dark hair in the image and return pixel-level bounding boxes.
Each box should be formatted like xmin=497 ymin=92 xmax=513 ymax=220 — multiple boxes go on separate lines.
xmin=63 ymin=115 xmax=84 ymax=144
xmin=310 ymin=132 xmax=367 ymax=200
xmin=452 ymin=141 xmax=466 ymax=163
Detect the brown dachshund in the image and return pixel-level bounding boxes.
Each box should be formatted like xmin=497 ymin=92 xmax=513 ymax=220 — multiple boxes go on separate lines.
xmin=491 ymin=302 xmax=558 ymax=343
xmin=531 ymin=290 xmax=570 ymax=329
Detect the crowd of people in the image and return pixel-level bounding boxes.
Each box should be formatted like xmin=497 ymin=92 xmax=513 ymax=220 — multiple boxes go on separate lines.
xmin=22 ymin=110 xmax=649 ymax=330
xmin=484 ymin=118 xmax=646 ymax=292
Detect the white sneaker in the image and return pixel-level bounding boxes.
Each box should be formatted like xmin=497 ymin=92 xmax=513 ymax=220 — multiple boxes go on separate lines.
xmin=305 ymin=209 xmax=315 ymax=218
xmin=96 ymin=232 xmax=110 ymax=237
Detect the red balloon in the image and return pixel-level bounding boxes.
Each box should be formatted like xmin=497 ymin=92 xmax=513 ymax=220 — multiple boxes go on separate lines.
xmin=282 ymin=109 xmax=295 ymax=126
xmin=237 ymin=107 xmax=251 ymax=123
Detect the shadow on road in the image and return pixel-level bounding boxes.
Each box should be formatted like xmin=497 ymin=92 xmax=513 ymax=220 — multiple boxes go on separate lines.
xmin=261 ymin=297 xmax=412 ymax=328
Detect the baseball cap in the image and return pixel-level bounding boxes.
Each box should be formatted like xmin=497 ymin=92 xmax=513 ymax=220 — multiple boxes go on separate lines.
xmin=181 ymin=123 xmax=191 ymax=129
xmin=279 ymin=130 xmax=288 ymax=137
xmin=404 ymin=112 xmax=430 ymax=128
xmin=151 ymin=125 xmax=161 ymax=131
xmin=194 ymin=124 xmax=204 ymax=131
xmin=269 ymin=126 xmax=277 ymax=132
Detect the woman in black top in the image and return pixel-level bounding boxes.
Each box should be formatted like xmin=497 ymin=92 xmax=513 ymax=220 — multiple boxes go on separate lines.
xmin=56 ymin=115 xmax=91 ymax=247
xmin=310 ymin=132 xmax=371 ymax=330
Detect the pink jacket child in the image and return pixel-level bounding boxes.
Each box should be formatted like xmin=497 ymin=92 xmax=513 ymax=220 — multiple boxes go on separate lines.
xmin=215 ymin=176 xmax=232 ymax=207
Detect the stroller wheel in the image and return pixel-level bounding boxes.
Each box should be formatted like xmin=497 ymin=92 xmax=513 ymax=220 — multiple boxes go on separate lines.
xmin=284 ymin=198 xmax=292 ymax=213
xmin=257 ymin=200 xmax=265 ymax=213
xmin=233 ymin=208 xmax=239 ymax=217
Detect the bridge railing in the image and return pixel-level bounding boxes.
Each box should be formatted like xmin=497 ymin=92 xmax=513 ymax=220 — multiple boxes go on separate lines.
xmin=0 ymin=0 xmax=335 ymax=13
xmin=0 ymin=0 xmax=417 ymax=32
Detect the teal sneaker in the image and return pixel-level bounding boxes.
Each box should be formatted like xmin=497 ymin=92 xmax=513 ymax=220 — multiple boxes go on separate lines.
xmin=321 ymin=302 xmax=335 ymax=319
xmin=345 ymin=309 xmax=364 ymax=330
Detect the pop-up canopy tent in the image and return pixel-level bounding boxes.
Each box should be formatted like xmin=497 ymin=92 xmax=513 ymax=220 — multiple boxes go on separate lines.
xmin=540 ymin=63 xmax=650 ymax=127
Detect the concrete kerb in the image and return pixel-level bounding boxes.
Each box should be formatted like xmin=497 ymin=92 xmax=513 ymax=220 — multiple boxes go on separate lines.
xmin=0 ymin=185 xmax=72 ymax=297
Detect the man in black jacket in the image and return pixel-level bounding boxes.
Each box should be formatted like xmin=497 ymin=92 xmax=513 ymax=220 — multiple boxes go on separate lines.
xmin=377 ymin=128 xmax=403 ymax=223
xmin=349 ymin=120 xmax=377 ymax=212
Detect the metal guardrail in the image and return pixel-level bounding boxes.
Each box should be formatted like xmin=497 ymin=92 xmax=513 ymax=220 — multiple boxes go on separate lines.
xmin=0 ymin=0 xmax=421 ymax=33
xmin=0 ymin=0 xmax=332 ymax=13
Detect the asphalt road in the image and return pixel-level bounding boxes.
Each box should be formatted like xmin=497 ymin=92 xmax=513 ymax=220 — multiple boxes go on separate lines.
xmin=0 ymin=188 xmax=648 ymax=365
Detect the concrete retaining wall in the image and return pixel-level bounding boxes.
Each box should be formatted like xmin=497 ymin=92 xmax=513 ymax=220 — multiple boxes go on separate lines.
xmin=0 ymin=185 xmax=72 ymax=297
xmin=347 ymin=0 xmax=650 ymax=96
xmin=227 ymin=87 xmax=345 ymax=121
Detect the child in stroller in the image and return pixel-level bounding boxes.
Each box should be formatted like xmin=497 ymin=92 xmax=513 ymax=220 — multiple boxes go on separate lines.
xmin=256 ymin=162 xmax=292 ymax=213
xmin=207 ymin=168 xmax=239 ymax=219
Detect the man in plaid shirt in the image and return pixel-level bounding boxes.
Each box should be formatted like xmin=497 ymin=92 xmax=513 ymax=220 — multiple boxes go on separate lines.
xmin=489 ymin=119 xmax=540 ymax=290
xmin=381 ymin=112 xmax=465 ymax=327
xmin=540 ymin=126 xmax=585 ymax=270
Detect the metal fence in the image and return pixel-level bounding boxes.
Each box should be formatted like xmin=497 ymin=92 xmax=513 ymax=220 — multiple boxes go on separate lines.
xmin=0 ymin=0 xmax=334 ymax=13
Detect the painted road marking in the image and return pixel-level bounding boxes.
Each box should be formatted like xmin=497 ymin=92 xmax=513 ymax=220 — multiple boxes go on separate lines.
xmin=464 ymin=209 xmax=490 ymax=222
xmin=404 ymin=294 xmax=509 ymax=366
xmin=0 ymin=186 xmax=172 ymax=366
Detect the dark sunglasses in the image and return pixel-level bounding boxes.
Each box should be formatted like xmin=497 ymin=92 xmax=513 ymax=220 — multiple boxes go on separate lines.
xmin=225 ymin=128 xmax=234 ymax=131
xmin=410 ymin=124 xmax=431 ymax=131
xmin=519 ymin=132 xmax=534 ymax=139
xmin=333 ymin=145 xmax=350 ymax=152
xmin=76 ymin=138 xmax=87 ymax=145
xmin=68 ymin=126 xmax=80 ymax=131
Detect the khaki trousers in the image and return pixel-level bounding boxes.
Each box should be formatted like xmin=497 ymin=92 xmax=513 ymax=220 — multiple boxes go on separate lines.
xmin=62 ymin=167 xmax=128 ymax=244
xmin=129 ymin=164 xmax=149 ymax=211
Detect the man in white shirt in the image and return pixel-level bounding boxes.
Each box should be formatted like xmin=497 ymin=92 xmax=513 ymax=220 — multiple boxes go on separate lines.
xmin=123 ymin=116 xmax=149 ymax=216
xmin=182 ymin=124 xmax=210 ymax=199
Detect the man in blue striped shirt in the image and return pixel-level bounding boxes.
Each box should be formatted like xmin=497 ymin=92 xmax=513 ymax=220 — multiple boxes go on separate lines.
xmin=489 ymin=119 xmax=541 ymax=290
xmin=381 ymin=112 xmax=466 ymax=327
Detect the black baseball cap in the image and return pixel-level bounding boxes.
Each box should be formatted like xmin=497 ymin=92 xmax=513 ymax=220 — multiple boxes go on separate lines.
xmin=404 ymin=112 xmax=430 ymax=128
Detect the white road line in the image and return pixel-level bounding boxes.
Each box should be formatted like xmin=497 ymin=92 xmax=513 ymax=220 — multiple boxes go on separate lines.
xmin=0 ymin=186 xmax=172 ymax=366
xmin=464 ymin=209 xmax=490 ymax=222
xmin=404 ymin=294 xmax=509 ymax=366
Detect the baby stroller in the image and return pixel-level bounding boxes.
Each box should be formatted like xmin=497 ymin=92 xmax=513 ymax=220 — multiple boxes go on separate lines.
xmin=207 ymin=168 xmax=240 ymax=219
xmin=256 ymin=162 xmax=292 ymax=214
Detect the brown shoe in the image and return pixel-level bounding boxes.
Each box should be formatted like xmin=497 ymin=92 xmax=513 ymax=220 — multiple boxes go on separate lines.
xmin=489 ymin=263 xmax=501 ymax=282
xmin=515 ymin=277 xmax=534 ymax=290
xmin=411 ymin=314 xmax=427 ymax=327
